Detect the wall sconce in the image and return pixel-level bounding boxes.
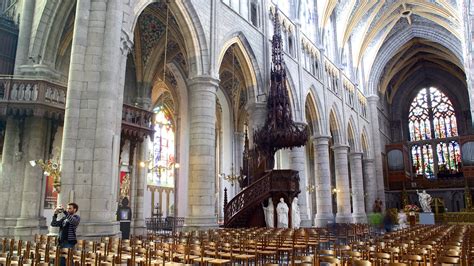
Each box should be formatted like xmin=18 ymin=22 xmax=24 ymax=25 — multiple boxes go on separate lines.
xmin=332 ymin=187 xmax=340 ymax=194
xmin=30 ymin=159 xmax=61 ymax=193
xmin=306 ymin=185 xmax=316 ymax=193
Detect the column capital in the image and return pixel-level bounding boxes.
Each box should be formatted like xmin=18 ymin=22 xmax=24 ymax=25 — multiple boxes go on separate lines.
xmin=349 ymin=152 xmax=364 ymax=158
xmin=187 ymin=75 xmax=220 ymax=88
xmin=366 ymin=94 xmax=379 ymax=103
xmin=332 ymin=144 xmax=350 ymax=151
xmin=312 ymin=135 xmax=331 ymax=146
xmin=120 ymin=29 xmax=134 ymax=55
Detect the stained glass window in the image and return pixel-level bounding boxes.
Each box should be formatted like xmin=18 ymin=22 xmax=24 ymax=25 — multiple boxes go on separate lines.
xmin=147 ymin=107 xmax=175 ymax=188
xmin=408 ymin=87 xmax=460 ymax=179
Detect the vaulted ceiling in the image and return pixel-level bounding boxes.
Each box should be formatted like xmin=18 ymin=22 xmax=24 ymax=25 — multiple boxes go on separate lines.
xmin=321 ymin=0 xmax=462 ymax=69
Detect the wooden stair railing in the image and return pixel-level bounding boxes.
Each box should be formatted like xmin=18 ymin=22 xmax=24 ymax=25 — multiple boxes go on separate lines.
xmin=224 ymin=169 xmax=300 ymax=228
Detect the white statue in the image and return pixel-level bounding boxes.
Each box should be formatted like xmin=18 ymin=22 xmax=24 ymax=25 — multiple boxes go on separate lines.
xmin=291 ymin=197 xmax=301 ymax=229
xmin=417 ymin=190 xmax=432 ymax=212
xmin=262 ymin=198 xmax=274 ymax=228
xmin=276 ymin=198 xmax=289 ymax=228
xmin=397 ymin=210 xmax=408 ymax=230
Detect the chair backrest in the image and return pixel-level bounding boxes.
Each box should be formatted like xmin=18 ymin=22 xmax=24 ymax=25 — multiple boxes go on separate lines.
xmin=353 ymin=259 xmax=371 ymax=266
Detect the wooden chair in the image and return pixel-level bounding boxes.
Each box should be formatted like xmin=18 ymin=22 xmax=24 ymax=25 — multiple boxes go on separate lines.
xmin=353 ymin=259 xmax=372 ymax=266
xmin=437 ymin=256 xmax=460 ymax=265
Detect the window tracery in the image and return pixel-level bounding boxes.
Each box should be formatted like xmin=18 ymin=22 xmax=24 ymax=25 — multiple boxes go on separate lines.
xmin=408 ymin=87 xmax=460 ymax=179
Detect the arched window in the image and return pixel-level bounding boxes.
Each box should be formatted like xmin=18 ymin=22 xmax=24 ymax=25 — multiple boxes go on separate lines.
xmin=408 ymin=87 xmax=460 ymax=179
xmin=147 ymin=107 xmax=176 ymax=188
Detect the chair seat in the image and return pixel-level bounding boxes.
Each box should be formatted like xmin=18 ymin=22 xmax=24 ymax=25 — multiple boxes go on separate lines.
xmin=208 ymin=258 xmax=231 ymax=265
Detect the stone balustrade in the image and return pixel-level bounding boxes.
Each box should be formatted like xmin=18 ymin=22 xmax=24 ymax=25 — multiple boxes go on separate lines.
xmin=0 ymin=77 xmax=154 ymax=140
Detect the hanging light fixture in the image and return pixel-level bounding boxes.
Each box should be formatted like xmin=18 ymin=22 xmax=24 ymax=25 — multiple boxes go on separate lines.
xmin=162 ymin=0 xmax=170 ymax=84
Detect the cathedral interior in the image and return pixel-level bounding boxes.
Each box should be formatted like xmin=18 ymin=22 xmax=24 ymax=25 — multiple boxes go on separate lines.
xmin=1 ymin=0 xmax=474 ymax=264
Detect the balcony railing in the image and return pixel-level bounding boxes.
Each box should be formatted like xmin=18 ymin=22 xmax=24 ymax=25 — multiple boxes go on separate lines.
xmin=0 ymin=77 xmax=154 ymax=140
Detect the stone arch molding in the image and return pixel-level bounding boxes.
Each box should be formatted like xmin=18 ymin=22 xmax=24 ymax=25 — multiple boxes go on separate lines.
xmin=347 ymin=116 xmax=360 ymax=152
xmin=127 ymin=0 xmax=207 ymax=77
xmin=25 ymin=1 xmax=76 ymax=71
xmin=328 ymin=104 xmax=345 ymax=145
xmin=217 ymin=33 xmax=262 ymax=104
xmin=360 ymin=127 xmax=371 ymax=158
xmin=304 ymin=89 xmax=325 ymax=136
xmin=367 ymin=25 xmax=463 ymax=95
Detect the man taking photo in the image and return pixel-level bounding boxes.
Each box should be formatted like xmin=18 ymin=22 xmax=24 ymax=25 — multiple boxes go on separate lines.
xmin=51 ymin=203 xmax=80 ymax=249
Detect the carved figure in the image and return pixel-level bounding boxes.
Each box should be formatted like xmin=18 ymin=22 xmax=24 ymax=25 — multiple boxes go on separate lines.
xmin=262 ymin=198 xmax=274 ymax=228
xmin=291 ymin=197 xmax=300 ymax=229
xmin=417 ymin=190 xmax=432 ymax=212
xmin=276 ymin=198 xmax=289 ymax=228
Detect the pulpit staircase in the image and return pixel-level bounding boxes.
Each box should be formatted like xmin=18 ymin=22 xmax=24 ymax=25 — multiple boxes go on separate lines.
xmin=223 ymin=10 xmax=308 ymax=228
xmin=224 ymin=170 xmax=300 ymax=228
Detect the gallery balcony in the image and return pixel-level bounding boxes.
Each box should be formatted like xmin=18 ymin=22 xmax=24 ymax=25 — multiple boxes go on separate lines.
xmin=0 ymin=77 xmax=154 ymax=140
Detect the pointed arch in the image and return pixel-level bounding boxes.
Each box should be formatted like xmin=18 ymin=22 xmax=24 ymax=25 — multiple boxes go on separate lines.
xmin=284 ymin=67 xmax=300 ymax=121
xmin=347 ymin=116 xmax=360 ymax=151
xmin=128 ymin=0 xmax=206 ymax=76
xmin=28 ymin=1 xmax=76 ymax=71
xmin=304 ymin=90 xmax=323 ymax=136
xmin=329 ymin=104 xmax=344 ymax=144
xmin=361 ymin=127 xmax=370 ymax=158
xmin=216 ymin=33 xmax=261 ymax=102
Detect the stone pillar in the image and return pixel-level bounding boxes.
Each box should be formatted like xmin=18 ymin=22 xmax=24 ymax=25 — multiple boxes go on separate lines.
xmin=131 ymin=140 xmax=146 ymax=235
xmin=313 ymin=135 xmax=334 ymax=226
xmin=349 ymin=152 xmax=367 ymax=223
xmin=289 ymin=146 xmax=311 ymax=226
xmin=245 ymin=102 xmax=266 ymax=148
xmin=14 ymin=0 xmax=35 ymax=74
xmin=333 ymin=144 xmax=352 ymax=223
xmin=59 ymin=0 xmax=125 ymax=237
xmin=363 ymin=159 xmax=377 ymax=213
xmin=15 ymin=117 xmax=49 ymax=236
xmin=186 ymin=76 xmax=219 ymax=227
xmin=367 ymin=95 xmax=385 ymax=207
xmin=0 ymin=117 xmax=23 ymax=236
xmin=158 ymin=189 xmax=163 ymax=215
xmin=165 ymin=190 xmax=170 ymax=217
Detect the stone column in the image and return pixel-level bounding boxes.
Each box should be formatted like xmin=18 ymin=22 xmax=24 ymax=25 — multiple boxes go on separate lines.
xmin=289 ymin=146 xmax=311 ymax=226
xmin=59 ymin=0 xmax=124 ymax=237
xmin=14 ymin=0 xmax=35 ymax=74
xmin=158 ymin=189 xmax=163 ymax=215
xmin=165 ymin=190 xmax=170 ymax=217
xmin=186 ymin=76 xmax=219 ymax=227
xmin=313 ymin=135 xmax=334 ymax=226
xmin=333 ymin=144 xmax=352 ymax=223
xmin=131 ymin=140 xmax=147 ymax=235
xmin=245 ymin=102 xmax=266 ymax=148
xmin=367 ymin=95 xmax=385 ymax=207
xmin=15 ymin=117 xmax=49 ymax=236
xmin=349 ymin=152 xmax=367 ymax=223
xmin=0 ymin=117 xmax=23 ymax=236
xmin=363 ymin=159 xmax=377 ymax=213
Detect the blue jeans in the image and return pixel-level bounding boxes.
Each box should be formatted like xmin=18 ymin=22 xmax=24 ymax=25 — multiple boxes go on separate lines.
xmin=59 ymin=242 xmax=75 ymax=266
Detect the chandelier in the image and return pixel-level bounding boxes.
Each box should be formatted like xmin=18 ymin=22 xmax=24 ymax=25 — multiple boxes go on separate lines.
xmin=29 ymin=159 xmax=61 ymax=193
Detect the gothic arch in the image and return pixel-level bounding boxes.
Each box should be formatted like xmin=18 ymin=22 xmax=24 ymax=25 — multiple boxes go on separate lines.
xmin=367 ymin=25 xmax=463 ymax=95
xmin=284 ymin=67 xmax=301 ymax=122
xmin=361 ymin=127 xmax=370 ymax=158
xmin=217 ymin=33 xmax=261 ymax=104
xmin=329 ymin=105 xmax=344 ymax=144
xmin=129 ymin=0 xmax=206 ymax=77
xmin=347 ymin=117 xmax=359 ymax=151
xmin=304 ymin=90 xmax=324 ymax=136
xmin=28 ymin=1 xmax=76 ymax=71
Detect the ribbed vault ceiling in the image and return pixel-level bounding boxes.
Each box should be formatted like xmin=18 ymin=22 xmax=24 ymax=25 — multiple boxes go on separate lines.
xmin=322 ymin=0 xmax=462 ymax=69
